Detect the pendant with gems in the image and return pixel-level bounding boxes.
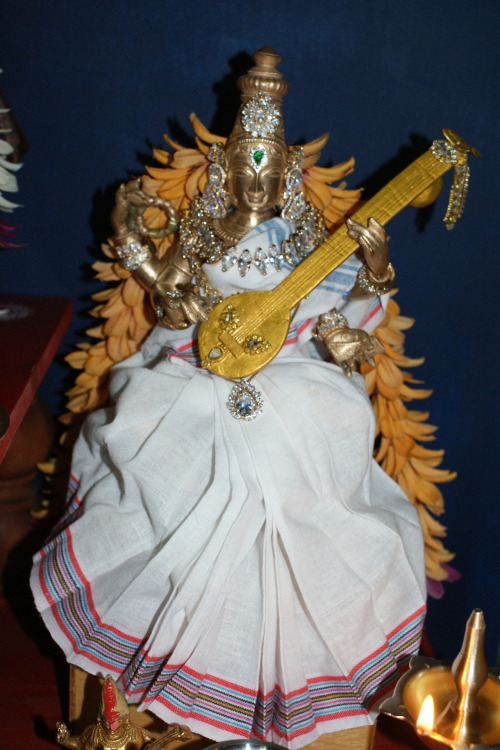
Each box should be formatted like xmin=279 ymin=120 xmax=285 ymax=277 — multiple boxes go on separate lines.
xmin=227 ymin=380 xmax=263 ymax=421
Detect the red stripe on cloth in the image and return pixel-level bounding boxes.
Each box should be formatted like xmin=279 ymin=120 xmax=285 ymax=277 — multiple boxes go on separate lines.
xmin=265 ymin=708 xmax=369 ymax=743
xmin=155 ymin=697 xmax=251 ymax=736
xmin=387 ymin=604 xmax=426 ymax=639
xmin=64 ymin=528 xmax=143 ymax=643
xmin=359 ymin=299 xmax=384 ymax=328
xmin=282 ymin=318 xmax=313 ymax=347
xmin=38 ymin=529 xmax=143 ymax=650
xmin=38 ymin=547 xmax=121 ymax=670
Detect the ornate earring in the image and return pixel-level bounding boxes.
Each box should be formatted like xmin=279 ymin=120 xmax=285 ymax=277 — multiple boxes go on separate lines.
xmin=201 ymin=142 xmax=228 ymax=218
xmin=280 ymin=146 xmax=306 ymax=222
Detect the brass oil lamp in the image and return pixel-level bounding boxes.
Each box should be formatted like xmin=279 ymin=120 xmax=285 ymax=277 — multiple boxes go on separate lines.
xmin=380 ymin=609 xmax=500 ymax=749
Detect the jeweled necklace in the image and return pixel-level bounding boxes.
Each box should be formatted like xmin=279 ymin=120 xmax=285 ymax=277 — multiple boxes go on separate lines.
xmin=179 ymin=195 xmax=327 ymax=289
xmin=219 ymin=202 xmax=328 ymax=278
xmin=179 ymin=196 xmax=327 ymax=421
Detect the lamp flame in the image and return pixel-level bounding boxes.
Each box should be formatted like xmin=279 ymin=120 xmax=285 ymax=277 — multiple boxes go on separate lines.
xmin=417 ymin=695 xmax=436 ymax=735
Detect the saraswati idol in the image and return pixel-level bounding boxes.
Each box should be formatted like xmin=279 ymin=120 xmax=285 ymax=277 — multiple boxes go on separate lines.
xmin=31 ymin=47 xmax=478 ymax=749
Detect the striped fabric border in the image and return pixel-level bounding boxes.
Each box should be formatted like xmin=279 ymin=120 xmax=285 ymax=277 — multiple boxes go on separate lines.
xmin=359 ymin=294 xmax=385 ymax=329
xmin=37 ymin=522 xmax=425 ymax=741
xmin=142 ymin=605 xmax=425 ymax=741
xmin=37 ymin=527 xmax=144 ymax=671
xmin=313 ymin=259 xmax=360 ymax=295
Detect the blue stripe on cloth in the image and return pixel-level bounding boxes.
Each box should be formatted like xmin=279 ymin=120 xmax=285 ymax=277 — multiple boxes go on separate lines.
xmin=136 ymin=611 xmax=424 ymax=741
xmin=281 ymin=256 xmax=359 ymax=297
xmin=38 ymin=529 xmax=143 ymax=670
xmin=244 ymin=217 xmax=290 ymax=249
xmin=315 ymin=260 xmax=359 ymax=296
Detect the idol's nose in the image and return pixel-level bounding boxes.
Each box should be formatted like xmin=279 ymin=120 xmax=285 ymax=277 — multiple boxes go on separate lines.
xmin=252 ymin=171 xmax=265 ymax=193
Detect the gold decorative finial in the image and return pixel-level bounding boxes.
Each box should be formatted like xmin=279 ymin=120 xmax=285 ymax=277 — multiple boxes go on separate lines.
xmin=443 ymin=129 xmax=481 ymax=159
xmin=435 ymin=609 xmax=489 ymax=744
xmin=380 ymin=608 xmax=500 ymax=749
xmin=237 ymin=46 xmax=289 ymax=102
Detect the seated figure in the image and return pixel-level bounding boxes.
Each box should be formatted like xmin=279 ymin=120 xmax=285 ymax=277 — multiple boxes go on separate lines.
xmin=31 ymin=48 xmax=426 ymax=748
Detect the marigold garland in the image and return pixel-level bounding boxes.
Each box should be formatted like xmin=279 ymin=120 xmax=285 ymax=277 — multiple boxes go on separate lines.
xmin=44 ymin=115 xmax=456 ymax=591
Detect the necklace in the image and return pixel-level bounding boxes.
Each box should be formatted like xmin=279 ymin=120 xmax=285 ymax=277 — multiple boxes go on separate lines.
xmin=179 ymin=196 xmax=328 ymax=292
xmin=220 ymin=202 xmax=327 ymax=278
xmin=178 ymin=196 xmax=328 ymax=421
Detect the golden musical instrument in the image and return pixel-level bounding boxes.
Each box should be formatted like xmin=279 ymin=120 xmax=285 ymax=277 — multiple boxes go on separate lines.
xmin=199 ymin=129 xmax=479 ymax=380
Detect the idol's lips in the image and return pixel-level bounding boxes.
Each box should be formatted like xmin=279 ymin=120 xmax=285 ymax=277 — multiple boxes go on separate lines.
xmin=246 ymin=193 xmax=267 ymax=208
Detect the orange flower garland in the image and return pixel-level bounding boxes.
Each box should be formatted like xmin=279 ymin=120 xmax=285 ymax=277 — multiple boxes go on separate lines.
xmin=360 ymin=297 xmax=456 ymax=583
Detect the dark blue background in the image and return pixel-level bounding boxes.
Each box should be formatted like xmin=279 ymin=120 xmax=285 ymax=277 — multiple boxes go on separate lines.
xmin=1 ymin=1 xmax=498 ymax=664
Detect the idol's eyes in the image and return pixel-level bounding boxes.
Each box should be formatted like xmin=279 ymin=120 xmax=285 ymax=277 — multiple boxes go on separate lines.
xmin=232 ymin=166 xmax=255 ymax=178
xmin=231 ymin=164 xmax=282 ymax=179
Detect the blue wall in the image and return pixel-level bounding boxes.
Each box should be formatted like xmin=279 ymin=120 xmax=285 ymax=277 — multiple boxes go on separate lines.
xmin=1 ymin=0 xmax=498 ymax=664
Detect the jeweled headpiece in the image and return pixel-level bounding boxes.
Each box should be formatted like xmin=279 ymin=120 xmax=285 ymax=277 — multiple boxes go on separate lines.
xmin=227 ymin=46 xmax=289 ymax=159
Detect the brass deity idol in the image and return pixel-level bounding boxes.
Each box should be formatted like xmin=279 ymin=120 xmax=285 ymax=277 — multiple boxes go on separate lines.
xmin=56 ymin=675 xmax=191 ymax=750
xmin=197 ymin=126 xmax=477 ymax=380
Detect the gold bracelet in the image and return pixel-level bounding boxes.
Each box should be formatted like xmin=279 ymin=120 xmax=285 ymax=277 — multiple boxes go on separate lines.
xmin=115 ymin=240 xmax=152 ymax=271
xmin=356 ymin=262 xmax=395 ymax=295
xmin=313 ymin=308 xmax=349 ymax=342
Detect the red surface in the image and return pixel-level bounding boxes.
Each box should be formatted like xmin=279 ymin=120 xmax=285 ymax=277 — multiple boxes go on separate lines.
xmin=0 ymin=294 xmax=72 ymax=461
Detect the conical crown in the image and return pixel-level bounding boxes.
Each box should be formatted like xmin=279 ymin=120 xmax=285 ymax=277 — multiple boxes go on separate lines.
xmin=100 ymin=675 xmax=128 ymax=723
xmin=228 ymin=46 xmax=289 ymax=151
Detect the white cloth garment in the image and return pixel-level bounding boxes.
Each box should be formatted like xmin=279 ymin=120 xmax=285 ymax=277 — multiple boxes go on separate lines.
xmin=31 ymin=218 xmax=426 ymax=748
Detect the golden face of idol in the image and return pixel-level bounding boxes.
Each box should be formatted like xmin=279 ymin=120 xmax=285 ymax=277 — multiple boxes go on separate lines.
xmin=227 ymin=142 xmax=287 ymax=221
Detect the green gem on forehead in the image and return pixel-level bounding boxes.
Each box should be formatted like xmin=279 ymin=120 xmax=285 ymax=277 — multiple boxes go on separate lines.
xmin=252 ymin=150 xmax=264 ymax=165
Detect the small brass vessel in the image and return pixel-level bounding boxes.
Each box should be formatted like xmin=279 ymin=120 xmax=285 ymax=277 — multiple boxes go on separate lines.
xmin=380 ymin=609 xmax=500 ymax=749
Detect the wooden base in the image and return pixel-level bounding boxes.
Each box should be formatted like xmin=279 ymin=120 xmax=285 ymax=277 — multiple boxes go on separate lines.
xmin=69 ymin=666 xmax=376 ymax=750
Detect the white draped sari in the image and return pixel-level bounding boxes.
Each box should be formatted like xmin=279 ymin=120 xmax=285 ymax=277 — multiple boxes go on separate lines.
xmin=31 ymin=217 xmax=426 ymax=748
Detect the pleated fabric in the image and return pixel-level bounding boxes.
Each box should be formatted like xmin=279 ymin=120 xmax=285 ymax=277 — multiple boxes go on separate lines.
xmin=31 ymin=225 xmax=426 ymax=748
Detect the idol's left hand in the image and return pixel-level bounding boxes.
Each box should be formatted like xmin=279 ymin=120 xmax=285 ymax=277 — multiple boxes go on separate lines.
xmin=346 ymin=217 xmax=390 ymax=279
xmin=323 ymin=326 xmax=384 ymax=377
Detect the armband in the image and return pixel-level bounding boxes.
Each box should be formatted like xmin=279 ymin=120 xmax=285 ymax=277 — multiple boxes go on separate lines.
xmin=356 ymin=262 xmax=395 ymax=295
xmin=313 ymin=308 xmax=349 ymax=343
